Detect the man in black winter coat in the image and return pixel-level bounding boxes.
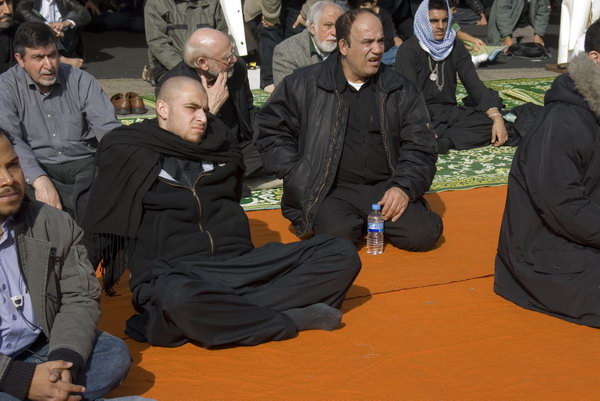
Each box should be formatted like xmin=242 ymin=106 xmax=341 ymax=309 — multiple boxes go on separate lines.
xmin=255 ymin=8 xmax=443 ymax=252
xmin=84 ymin=76 xmax=361 ymax=349
xmin=0 ymin=0 xmax=16 ymax=74
xmin=495 ymin=19 xmax=600 ymax=328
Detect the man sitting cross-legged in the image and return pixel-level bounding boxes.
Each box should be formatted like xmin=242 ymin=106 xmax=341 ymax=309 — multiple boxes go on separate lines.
xmin=394 ymin=0 xmax=517 ymax=154
xmin=0 ymin=128 xmax=146 ymax=401
xmin=83 ymin=76 xmax=361 ymax=349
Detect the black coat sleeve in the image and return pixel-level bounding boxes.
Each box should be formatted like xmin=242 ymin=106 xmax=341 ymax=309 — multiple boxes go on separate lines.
xmin=455 ymin=42 xmax=501 ymax=111
xmin=59 ymin=0 xmax=91 ymax=27
xmin=393 ymin=39 xmax=419 ymax=85
xmin=253 ymin=76 xmax=301 ymax=179
xmin=15 ymin=0 xmax=45 ymax=23
xmin=524 ymin=105 xmax=600 ymax=249
xmin=389 ymin=85 xmax=438 ymax=200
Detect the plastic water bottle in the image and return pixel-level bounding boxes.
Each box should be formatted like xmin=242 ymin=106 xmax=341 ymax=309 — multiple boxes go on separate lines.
xmin=366 ymin=204 xmax=384 ymax=255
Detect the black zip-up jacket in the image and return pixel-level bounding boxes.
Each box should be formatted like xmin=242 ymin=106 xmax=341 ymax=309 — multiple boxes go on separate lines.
xmin=128 ymin=154 xmax=253 ymax=290
xmin=255 ymin=51 xmax=437 ymax=237
xmin=16 ymin=0 xmax=91 ymax=27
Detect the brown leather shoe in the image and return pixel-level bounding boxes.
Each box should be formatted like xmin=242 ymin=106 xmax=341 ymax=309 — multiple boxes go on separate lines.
xmin=110 ymin=93 xmax=130 ymax=115
xmin=126 ymin=92 xmax=147 ymax=114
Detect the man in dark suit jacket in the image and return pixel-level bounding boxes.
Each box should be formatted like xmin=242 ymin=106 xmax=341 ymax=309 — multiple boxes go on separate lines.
xmin=16 ymin=0 xmax=90 ymax=67
xmin=0 ymin=0 xmax=16 ymax=74
xmin=156 ymin=27 xmax=271 ymax=188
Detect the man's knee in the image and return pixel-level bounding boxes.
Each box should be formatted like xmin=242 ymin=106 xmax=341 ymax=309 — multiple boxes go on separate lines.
xmin=388 ymin=211 xmax=443 ymax=252
xmin=312 ymin=235 xmax=362 ymax=274
xmin=312 ymin=212 xmax=363 ymax=243
xmin=154 ymin=275 xmax=200 ymax=314
xmin=82 ymin=331 xmax=132 ymax=399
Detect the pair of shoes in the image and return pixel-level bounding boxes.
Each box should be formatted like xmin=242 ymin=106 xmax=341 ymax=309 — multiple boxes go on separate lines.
xmin=110 ymin=92 xmax=147 ymax=115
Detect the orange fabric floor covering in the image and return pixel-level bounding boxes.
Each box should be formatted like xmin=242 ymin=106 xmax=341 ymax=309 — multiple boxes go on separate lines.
xmin=99 ymin=186 xmax=600 ymax=400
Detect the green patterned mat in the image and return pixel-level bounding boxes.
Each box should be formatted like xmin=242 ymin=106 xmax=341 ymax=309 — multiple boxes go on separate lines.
xmin=116 ymin=77 xmax=554 ymax=211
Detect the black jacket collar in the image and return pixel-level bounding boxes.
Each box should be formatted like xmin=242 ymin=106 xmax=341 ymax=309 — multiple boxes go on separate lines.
xmin=316 ymin=50 xmax=405 ymax=94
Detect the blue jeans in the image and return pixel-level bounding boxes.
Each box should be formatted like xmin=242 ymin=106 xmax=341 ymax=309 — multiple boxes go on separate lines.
xmin=0 ymin=331 xmax=147 ymax=401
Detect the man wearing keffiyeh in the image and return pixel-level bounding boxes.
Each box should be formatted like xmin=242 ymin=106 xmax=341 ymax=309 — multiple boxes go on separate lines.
xmin=394 ymin=0 xmax=518 ymax=154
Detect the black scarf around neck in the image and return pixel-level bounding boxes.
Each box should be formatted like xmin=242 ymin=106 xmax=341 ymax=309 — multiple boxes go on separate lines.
xmin=83 ymin=117 xmax=243 ymax=292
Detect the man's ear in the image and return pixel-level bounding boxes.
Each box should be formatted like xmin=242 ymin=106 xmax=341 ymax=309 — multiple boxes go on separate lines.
xmin=309 ymin=22 xmax=316 ymax=37
xmin=195 ymin=56 xmax=210 ymax=72
xmin=588 ymin=50 xmax=600 ymax=66
xmin=338 ymin=38 xmax=348 ymax=56
xmin=156 ymin=99 xmax=168 ymax=120
xmin=15 ymin=52 xmax=24 ymax=67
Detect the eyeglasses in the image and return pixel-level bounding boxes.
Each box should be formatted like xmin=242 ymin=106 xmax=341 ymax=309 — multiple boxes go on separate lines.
xmin=208 ymin=54 xmax=236 ymax=66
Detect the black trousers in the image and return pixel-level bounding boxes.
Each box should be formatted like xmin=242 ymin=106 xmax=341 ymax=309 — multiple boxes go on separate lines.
xmin=25 ymin=156 xmax=95 ymax=225
xmin=429 ymin=103 xmax=520 ymax=151
xmin=126 ymin=235 xmax=361 ymax=348
xmin=57 ymin=28 xmax=83 ymax=58
xmin=313 ymin=181 xmax=443 ymax=252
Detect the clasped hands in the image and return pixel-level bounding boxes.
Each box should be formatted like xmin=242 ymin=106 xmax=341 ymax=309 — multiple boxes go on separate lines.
xmin=28 ymin=360 xmax=85 ymax=401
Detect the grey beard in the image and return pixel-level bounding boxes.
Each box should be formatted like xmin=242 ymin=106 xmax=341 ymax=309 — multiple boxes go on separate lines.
xmin=0 ymin=16 xmax=13 ymax=30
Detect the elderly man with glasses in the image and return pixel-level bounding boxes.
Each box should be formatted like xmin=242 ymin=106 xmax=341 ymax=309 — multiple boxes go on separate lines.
xmin=155 ymin=28 xmax=270 ymax=192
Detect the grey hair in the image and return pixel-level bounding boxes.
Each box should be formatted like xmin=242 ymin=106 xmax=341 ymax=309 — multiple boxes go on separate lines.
xmin=183 ymin=40 xmax=208 ymax=68
xmin=307 ymin=0 xmax=345 ymax=27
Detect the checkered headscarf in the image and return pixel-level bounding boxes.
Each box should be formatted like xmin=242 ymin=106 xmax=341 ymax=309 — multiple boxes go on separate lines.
xmin=413 ymin=0 xmax=456 ymax=61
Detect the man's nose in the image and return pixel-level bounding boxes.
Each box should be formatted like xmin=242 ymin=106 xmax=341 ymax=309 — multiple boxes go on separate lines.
xmin=0 ymin=169 xmax=15 ymax=186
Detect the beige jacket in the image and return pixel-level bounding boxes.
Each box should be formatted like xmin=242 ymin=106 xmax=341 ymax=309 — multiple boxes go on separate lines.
xmin=243 ymin=0 xmax=282 ymax=24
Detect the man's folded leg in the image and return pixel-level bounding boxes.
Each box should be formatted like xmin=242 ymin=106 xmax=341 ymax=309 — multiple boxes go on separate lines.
xmin=127 ymin=273 xmax=299 ymax=349
xmin=384 ymin=198 xmax=443 ymax=252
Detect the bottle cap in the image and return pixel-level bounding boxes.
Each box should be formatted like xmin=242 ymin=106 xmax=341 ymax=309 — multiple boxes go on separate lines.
xmin=371 ymin=204 xmax=381 ymax=211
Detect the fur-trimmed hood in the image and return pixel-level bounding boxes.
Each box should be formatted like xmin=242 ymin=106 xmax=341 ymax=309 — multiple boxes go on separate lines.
xmin=566 ymin=53 xmax=600 ymax=117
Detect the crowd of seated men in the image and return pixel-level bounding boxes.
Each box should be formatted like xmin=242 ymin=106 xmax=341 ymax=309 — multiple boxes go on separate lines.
xmin=3 ymin=0 xmax=600 ymax=399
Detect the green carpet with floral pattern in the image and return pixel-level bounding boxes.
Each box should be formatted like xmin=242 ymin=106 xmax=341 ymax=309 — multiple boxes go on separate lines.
xmin=118 ymin=77 xmax=554 ymax=211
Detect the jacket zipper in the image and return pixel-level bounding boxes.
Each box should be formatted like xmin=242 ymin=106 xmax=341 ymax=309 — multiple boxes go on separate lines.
xmin=379 ymin=93 xmax=395 ymax=172
xmin=158 ymin=172 xmax=215 ymax=256
xmin=302 ymin=90 xmax=344 ymax=236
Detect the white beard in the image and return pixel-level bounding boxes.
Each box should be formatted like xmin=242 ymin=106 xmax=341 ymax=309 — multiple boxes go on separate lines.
xmin=315 ymin=36 xmax=337 ymax=53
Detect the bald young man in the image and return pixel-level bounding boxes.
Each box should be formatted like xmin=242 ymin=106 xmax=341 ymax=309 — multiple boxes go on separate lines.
xmin=156 ymin=28 xmax=265 ymax=184
xmin=84 ymin=76 xmax=361 ymax=349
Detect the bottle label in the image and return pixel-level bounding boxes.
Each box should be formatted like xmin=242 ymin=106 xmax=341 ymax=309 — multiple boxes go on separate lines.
xmin=367 ymin=222 xmax=384 ymax=232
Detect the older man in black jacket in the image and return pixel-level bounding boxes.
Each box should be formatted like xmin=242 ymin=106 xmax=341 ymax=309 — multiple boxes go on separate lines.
xmin=495 ymin=19 xmax=600 ymax=328
xmin=255 ymin=8 xmax=442 ymax=252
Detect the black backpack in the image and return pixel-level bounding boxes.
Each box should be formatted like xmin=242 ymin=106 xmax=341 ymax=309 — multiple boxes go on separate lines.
xmin=505 ymin=42 xmax=551 ymax=59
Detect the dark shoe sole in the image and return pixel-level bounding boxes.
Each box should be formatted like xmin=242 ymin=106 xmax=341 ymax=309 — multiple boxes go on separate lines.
xmin=114 ymin=108 xmax=131 ymax=115
xmin=131 ymin=108 xmax=147 ymax=114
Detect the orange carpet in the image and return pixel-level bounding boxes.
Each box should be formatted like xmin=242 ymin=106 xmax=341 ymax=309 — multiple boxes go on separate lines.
xmin=99 ymin=186 xmax=600 ymax=400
